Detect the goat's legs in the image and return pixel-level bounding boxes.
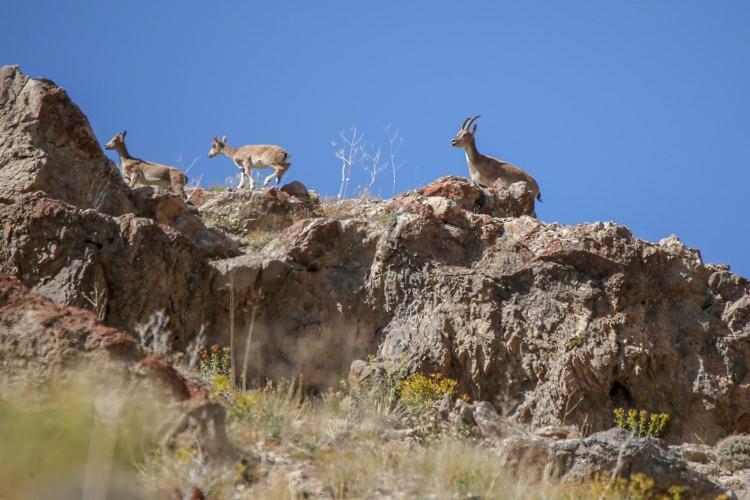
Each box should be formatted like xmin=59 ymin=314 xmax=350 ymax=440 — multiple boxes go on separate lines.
xmin=263 ymin=165 xmax=289 ymax=187
xmin=170 ymin=171 xmax=187 ymax=199
xmin=242 ymin=160 xmax=256 ymax=190
xmin=128 ymin=170 xmax=142 ymax=188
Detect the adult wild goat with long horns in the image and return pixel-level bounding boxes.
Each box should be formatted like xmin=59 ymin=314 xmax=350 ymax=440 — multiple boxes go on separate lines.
xmin=451 ymin=115 xmax=542 ymax=203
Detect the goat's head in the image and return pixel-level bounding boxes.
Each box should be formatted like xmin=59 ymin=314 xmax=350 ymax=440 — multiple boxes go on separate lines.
xmin=450 ymin=115 xmax=481 ymax=148
xmin=208 ymin=136 xmax=227 ymax=158
xmin=104 ymin=130 xmax=126 ymax=150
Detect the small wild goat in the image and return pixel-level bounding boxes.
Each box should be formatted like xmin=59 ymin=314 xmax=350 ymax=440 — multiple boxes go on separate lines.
xmin=451 ymin=115 xmax=542 ymax=203
xmin=104 ymin=131 xmax=188 ymax=199
xmin=208 ymin=136 xmax=291 ymax=190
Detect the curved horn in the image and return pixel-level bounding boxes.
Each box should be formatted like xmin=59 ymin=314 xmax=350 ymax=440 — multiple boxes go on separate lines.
xmin=466 ymin=115 xmax=481 ymax=130
xmin=461 ymin=117 xmax=473 ymax=129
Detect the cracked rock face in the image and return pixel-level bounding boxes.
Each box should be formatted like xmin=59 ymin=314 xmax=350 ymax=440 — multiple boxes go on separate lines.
xmin=370 ymin=214 xmax=750 ymax=444
xmin=0 ymin=65 xmax=133 ymax=215
xmin=0 ymin=193 xmax=212 ymax=346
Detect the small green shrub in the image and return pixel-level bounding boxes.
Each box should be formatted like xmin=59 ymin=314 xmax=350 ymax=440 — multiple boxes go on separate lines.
xmin=375 ymin=212 xmax=398 ymax=227
xmin=244 ymin=229 xmax=276 ymax=251
xmin=398 ymin=372 xmax=457 ymax=412
xmin=568 ymin=333 xmax=586 ymax=347
xmin=614 ymin=408 xmax=670 ymax=438
xmin=203 ymin=213 xmax=247 ymax=234
xmin=717 ymin=435 xmax=750 ymax=472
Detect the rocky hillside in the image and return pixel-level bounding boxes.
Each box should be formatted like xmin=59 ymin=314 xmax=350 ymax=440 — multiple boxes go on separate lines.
xmin=2 ymin=65 xmax=750 ymax=497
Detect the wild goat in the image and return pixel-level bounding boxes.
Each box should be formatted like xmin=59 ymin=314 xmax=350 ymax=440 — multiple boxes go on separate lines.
xmin=104 ymin=131 xmax=187 ymax=198
xmin=208 ymin=136 xmax=291 ymax=190
xmin=451 ymin=115 xmax=542 ymax=202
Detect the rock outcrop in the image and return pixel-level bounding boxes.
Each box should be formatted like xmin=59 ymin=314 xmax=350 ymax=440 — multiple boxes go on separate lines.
xmin=130 ymin=186 xmax=240 ymax=258
xmin=385 ymin=175 xmax=537 ymax=221
xmin=369 ymin=213 xmax=750 ymax=445
xmin=199 ymin=184 xmax=317 ymax=233
xmin=0 ymin=65 xmax=133 ymax=215
xmin=0 ymin=271 xmax=228 ymax=454
xmin=0 ymin=192 xmax=213 ymax=345
xmin=3 ymin=65 xmax=750 ymax=497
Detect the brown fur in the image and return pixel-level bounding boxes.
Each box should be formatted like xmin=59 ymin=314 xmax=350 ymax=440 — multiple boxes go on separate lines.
xmin=105 ymin=131 xmax=187 ymax=199
xmin=208 ymin=136 xmax=290 ymax=190
xmin=451 ymin=116 xmax=541 ymax=203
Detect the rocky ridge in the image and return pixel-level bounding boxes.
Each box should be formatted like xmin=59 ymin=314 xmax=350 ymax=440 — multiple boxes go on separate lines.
xmin=2 ymin=65 xmax=750 ymax=496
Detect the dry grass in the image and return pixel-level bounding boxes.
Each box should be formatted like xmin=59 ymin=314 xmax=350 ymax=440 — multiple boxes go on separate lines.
xmin=0 ymin=357 xmax=687 ymax=499
xmin=242 ymin=229 xmax=277 ymax=252
xmin=0 ymin=373 xmax=161 ymax=499
xmin=193 ymin=369 xmax=554 ymax=499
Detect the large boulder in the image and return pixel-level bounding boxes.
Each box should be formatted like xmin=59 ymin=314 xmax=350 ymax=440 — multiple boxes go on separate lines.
xmin=0 ymin=65 xmax=133 ymax=215
xmin=2 ymin=66 xmax=750 ymax=455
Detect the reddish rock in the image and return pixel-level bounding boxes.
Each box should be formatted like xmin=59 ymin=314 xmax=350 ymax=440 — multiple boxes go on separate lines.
xmin=0 ymin=271 xmax=227 ymax=454
xmin=0 ymin=65 xmax=133 ymax=215
xmin=385 ymin=175 xmax=536 ymax=224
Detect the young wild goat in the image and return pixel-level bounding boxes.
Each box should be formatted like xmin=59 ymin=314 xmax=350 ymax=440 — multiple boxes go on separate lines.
xmin=104 ymin=130 xmax=188 ymax=199
xmin=208 ymin=136 xmax=291 ymax=190
xmin=451 ymin=115 xmax=542 ymax=203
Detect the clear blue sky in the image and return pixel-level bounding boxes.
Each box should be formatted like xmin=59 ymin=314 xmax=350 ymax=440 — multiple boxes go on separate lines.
xmin=4 ymin=1 xmax=749 ymax=276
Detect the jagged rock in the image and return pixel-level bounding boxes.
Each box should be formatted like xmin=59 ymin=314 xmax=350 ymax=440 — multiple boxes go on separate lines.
xmin=371 ymin=215 xmax=750 ymax=444
xmin=0 ymin=193 xmax=211 ymax=346
xmin=129 ymin=186 xmax=192 ymax=225
xmin=0 ymin=65 xmax=133 ymax=215
xmin=199 ymin=184 xmax=316 ymax=232
xmin=280 ymin=180 xmax=316 ymax=209
xmin=173 ymin=213 xmax=240 ymax=259
xmin=452 ymin=399 xmax=517 ymax=438
xmin=497 ymin=428 xmax=731 ymax=498
xmin=0 ymin=271 xmax=228 ymax=455
xmin=129 ymin=186 xmax=240 ymax=258
xmin=205 ymin=217 xmax=383 ymax=387
xmin=3 ymin=68 xmax=750 ymax=461
xmin=384 ymin=175 xmax=536 ymax=222
xmin=535 ymin=425 xmax=579 ymax=440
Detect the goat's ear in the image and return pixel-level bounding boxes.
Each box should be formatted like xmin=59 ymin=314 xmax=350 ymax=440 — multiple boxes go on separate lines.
xmin=221 ymin=135 xmax=227 ymax=143
xmin=472 ymin=124 xmax=478 ymax=134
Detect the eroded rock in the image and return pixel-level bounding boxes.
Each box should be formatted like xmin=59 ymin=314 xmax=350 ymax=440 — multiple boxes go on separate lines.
xmin=199 ymin=183 xmax=317 ymax=233
xmin=0 ymin=192 xmax=212 ymax=346
xmin=0 ymin=65 xmax=133 ymax=215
